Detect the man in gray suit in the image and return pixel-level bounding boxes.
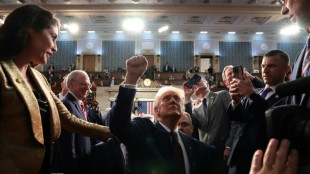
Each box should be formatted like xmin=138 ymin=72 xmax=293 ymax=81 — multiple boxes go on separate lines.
xmin=183 ymin=78 xmax=232 ymax=167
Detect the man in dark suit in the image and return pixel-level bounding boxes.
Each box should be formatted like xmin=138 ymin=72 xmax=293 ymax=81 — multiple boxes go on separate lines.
xmin=227 ymin=50 xmax=290 ymax=174
xmin=109 ymin=56 xmax=223 ymax=174
xmin=89 ymin=137 xmax=126 ymax=174
xmin=57 ymin=70 xmax=94 ymax=174
xmin=183 ymin=77 xmax=234 ymax=162
xmin=163 ymin=61 xmax=171 ymax=72
xmin=171 ymin=64 xmax=177 ymax=72
xmin=194 ymin=66 xmax=199 ymax=73
xmin=279 ymin=0 xmax=310 ymax=108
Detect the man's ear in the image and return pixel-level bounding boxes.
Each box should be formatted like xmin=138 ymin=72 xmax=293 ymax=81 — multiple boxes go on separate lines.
xmin=154 ymin=107 xmax=160 ymax=116
xmin=285 ymin=66 xmax=291 ymax=74
xmin=28 ymin=28 xmax=35 ymax=38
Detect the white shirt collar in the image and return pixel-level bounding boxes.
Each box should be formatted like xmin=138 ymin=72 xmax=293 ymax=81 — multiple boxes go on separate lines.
xmin=159 ymin=121 xmax=178 ymax=133
xmin=68 ymin=91 xmax=83 ymax=106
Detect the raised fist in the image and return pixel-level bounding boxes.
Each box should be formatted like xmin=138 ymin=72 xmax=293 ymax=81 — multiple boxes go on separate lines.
xmin=124 ymin=56 xmax=148 ymax=85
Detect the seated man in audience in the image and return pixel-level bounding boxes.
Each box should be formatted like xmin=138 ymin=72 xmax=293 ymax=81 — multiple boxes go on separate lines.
xmin=227 ymin=50 xmax=290 ymax=174
xmin=99 ymin=80 xmax=104 ymax=87
xmin=108 ymin=76 xmax=116 ymax=86
xmin=108 ymin=56 xmax=223 ymax=174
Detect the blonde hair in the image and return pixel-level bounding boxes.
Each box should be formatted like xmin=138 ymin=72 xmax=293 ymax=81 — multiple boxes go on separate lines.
xmin=153 ymin=86 xmax=185 ymax=119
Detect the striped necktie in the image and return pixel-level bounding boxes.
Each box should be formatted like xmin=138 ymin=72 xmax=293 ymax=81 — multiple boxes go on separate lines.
xmin=80 ymin=102 xmax=88 ymax=121
xmin=301 ymin=35 xmax=310 ymax=77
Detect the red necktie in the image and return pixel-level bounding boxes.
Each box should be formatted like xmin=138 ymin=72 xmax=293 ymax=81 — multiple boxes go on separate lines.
xmin=80 ymin=102 xmax=88 ymax=121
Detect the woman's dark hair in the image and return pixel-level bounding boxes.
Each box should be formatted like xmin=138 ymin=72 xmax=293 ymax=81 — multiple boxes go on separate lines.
xmin=0 ymin=5 xmax=60 ymax=60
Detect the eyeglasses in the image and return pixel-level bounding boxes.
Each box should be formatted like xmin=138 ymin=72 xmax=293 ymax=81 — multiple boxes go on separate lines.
xmin=80 ymin=82 xmax=92 ymax=89
xmin=178 ymin=122 xmax=190 ymax=127
xmin=277 ymin=0 xmax=285 ymax=7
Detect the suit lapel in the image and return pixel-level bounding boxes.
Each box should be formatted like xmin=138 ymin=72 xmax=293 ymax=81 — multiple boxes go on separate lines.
xmin=206 ymin=92 xmax=215 ymax=127
xmin=67 ymin=92 xmax=86 ymax=120
xmin=291 ymin=44 xmax=306 ymax=80
xmin=154 ymin=122 xmax=174 ymax=160
xmin=179 ymin=132 xmax=196 ymax=174
xmin=29 ymin=67 xmax=61 ymax=141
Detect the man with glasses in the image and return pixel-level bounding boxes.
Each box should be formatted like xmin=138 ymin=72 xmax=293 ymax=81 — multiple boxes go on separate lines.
xmin=177 ymin=112 xmax=194 ymax=137
xmin=278 ymin=0 xmax=310 ymax=108
xmin=53 ymin=70 xmax=95 ymax=174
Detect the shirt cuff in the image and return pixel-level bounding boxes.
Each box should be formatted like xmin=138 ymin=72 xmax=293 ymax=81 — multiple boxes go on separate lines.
xmin=120 ymin=82 xmax=137 ymax=89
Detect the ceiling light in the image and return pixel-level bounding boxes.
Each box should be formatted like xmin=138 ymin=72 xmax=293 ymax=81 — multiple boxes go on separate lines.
xmin=280 ymin=25 xmax=300 ymax=35
xmin=122 ymin=18 xmax=144 ymax=33
xmin=88 ymin=31 xmax=95 ymax=33
xmin=0 ymin=16 xmax=4 ymax=24
xmin=256 ymin=32 xmax=264 ymax=35
xmin=16 ymin=0 xmax=26 ymax=4
xmin=172 ymin=31 xmax=179 ymax=34
xmin=158 ymin=25 xmax=169 ymax=33
xmin=271 ymin=0 xmax=280 ymax=5
xmin=200 ymin=31 xmax=208 ymax=34
xmin=63 ymin=23 xmax=79 ymax=33
xmin=228 ymin=31 xmax=236 ymax=34
xmin=116 ymin=31 xmax=123 ymax=33
xmin=144 ymin=31 xmax=152 ymax=34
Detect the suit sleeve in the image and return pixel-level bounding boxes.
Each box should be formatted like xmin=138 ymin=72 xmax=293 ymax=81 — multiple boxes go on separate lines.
xmin=228 ymin=93 xmax=270 ymax=122
xmin=109 ymin=86 xmax=143 ymax=146
xmin=57 ymin=101 xmax=78 ymax=173
xmin=251 ymin=77 xmax=265 ymax=88
xmin=219 ymin=91 xmax=237 ymax=148
xmin=185 ymin=101 xmax=199 ymax=127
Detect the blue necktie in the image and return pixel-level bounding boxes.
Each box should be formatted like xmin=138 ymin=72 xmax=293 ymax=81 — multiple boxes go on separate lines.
xmin=202 ymin=98 xmax=208 ymax=114
xmin=260 ymin=88 xmax=273 ymax=99
xmin=301 ymin=35 xmax=310 ymax=77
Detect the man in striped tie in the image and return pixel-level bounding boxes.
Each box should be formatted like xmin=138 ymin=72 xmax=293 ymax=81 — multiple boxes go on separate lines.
xmin=227 ymin=50 xmax=290 ymax=174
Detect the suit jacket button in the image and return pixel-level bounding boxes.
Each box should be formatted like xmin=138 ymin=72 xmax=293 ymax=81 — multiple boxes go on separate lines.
xmin=16 ymin=78 xmax=23 ymax=83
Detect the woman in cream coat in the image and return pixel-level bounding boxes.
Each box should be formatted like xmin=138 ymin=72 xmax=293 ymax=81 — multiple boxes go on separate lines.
xmin=0 ymin=5 xmax=112 ymax=174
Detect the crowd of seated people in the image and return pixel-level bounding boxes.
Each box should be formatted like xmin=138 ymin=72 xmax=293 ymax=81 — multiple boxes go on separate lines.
xmin=43 ymin=62 xmax=233 ymax=94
